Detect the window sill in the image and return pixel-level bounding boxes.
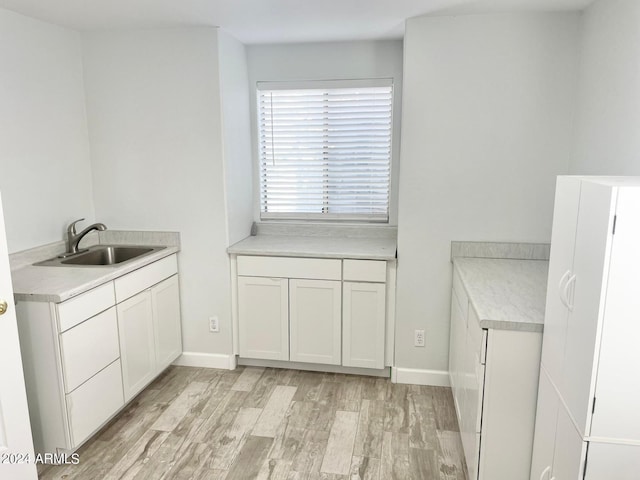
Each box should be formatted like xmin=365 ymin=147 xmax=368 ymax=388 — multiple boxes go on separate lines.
xmin=227 ymin=222 xmax=397 ymax=260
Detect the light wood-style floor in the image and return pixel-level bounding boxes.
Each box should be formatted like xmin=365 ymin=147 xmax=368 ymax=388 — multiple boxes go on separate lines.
xmin=38 ymin=366 xmax=468 ymax=480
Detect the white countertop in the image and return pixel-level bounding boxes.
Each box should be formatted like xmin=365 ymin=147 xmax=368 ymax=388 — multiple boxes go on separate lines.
xmin=227 ymin=234 xmax=397 ymax=260
xmin=454 ymin=257 xmax=548 ymax=332
xmin=11 ymin=230 xmax=180 ymax=303
xmin=12 ymin=246 xmax=179 ymax=303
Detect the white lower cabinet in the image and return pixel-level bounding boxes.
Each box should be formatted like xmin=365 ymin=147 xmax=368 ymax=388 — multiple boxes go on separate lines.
xmin=290 ymin=279 xmax=341 ymax=365
xmin=450 ymin=267 xmax=542 ymax=480
xmin=238 ymin=276 xmax=289 ymax=361
xmin=16 ymin=253 xmax=182 ymax=456
xmin=236 ymin=256 xmax=391 ymax=371
xmin=342 ymin=281 xmax=385 ymax=369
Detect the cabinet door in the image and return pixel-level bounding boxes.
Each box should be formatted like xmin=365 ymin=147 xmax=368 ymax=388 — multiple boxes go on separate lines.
xmin=590 ymin=188 xmax=640 ymax=441
xmin=530 ymin=368 xmax=559 ymax=480
xmin=238 ymin=276 xmax=289 ymax=361
xmin=289 ymin=279 xmax=341 ymax=365
xmin=342 ymin=282 xmax=385 ymax=369
xmin=151 ymin=275 xmax=182 ymax=373
xmin=562 ymin=181 xmax=616 ymax=435
xmin=551 ymin=405 xmax=587 ymax=480
xmin=541 ymin=176 xmax=581 ymax=387
xmin=478 ymin=330 xmax=542 ymax=480
xmin=117 ymin=290 xmax=156 ymax=402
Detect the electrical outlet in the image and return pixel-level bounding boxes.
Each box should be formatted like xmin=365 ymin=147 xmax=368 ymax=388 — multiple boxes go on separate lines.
xmin=209 ymin=316 xmax=219 ymax=333
xmin=414 ymin=329 xmax=425 ymax=347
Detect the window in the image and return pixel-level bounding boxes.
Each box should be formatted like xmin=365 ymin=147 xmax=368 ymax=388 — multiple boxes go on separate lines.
xmin=257 ymin=79 xmax=393 ymax=222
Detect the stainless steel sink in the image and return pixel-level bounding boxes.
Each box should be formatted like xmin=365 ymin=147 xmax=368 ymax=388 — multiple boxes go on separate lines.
xmin=62 ymin=246 xmax=154 ymax=266
xmin=35 ymin=245 xmax=166 ymax=267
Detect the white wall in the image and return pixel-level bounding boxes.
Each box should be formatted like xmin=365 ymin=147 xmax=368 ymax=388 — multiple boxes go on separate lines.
xmin=572 ymin=0 xmax=640 ymax=175
xmin=82 ymin=28 xmax=234 ymax=356
xmin=246 ymin=40 xmax=404 ymax=225
xmin=0 ymin=8 xmax=94 ymax=253
xmin=396 ymin=13 xmax=580 ymax=371
xmin=218 ymin=30 xmax=254 ymax=246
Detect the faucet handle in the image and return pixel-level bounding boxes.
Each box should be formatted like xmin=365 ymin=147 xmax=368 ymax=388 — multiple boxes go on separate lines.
xmin=68 ymin=218 xmax=85 ymax=235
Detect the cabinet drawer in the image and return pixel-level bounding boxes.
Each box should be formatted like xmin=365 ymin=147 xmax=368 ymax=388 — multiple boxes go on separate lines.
xmin=452 ymin=268 xmax=469 ymax=324
xmin=114 ymin=255 xmax=178 ymax=303
xmin=237 ymin=255 xmax=341 ymax=280
xmin=66 ymin=359 xmax=123 ymax=448
xmin=57 ymin=282 xmax=115 ymax=332
xmin=474 ymin=358 xmax=485 ymax=433
xmin=343 ymin=259 xmax=386 ymax=282
xmin=468 ymin=306 xmax=487 ymax=364
xmin=60 ymin=307 xmax=120 ymax=393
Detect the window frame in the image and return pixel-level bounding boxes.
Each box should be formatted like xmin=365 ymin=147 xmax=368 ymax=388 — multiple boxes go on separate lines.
xmin=256 ymin=78 xmax=394 ymax=223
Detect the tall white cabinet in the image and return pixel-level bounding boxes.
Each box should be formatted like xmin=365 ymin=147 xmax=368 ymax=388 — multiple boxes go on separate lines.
xmin=531 ymin=177 xmax=640 ymax=480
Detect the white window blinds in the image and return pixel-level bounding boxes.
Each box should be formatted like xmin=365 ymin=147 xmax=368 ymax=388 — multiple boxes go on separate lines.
xmin=258 ymin=80 xmax=393 ymax=221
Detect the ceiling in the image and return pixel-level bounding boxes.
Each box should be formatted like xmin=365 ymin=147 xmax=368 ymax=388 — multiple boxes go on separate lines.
xmin=0 ymin=0 xmax=596 ymax=44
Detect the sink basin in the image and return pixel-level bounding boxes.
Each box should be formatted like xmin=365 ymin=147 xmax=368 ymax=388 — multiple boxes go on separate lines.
xmin=34 ymin=245 xmax=166 ymax=268
xmin=62 ymin=246 xmax=154 ymax=266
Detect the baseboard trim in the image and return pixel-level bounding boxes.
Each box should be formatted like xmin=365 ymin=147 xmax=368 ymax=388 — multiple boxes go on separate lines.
xmin=238 ymin=358 xmax=390 ymax=377
xmin=173 ymin=355 xmax=450 ymax=385
xmin=391 ymin=367 xmax=450 ymax=387
xmin=173 ymin=352 xmax=235 ymax=370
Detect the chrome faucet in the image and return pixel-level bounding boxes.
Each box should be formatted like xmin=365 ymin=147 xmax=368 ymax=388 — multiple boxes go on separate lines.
xmin=61 ymin=218 xmax=107 ymax=257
